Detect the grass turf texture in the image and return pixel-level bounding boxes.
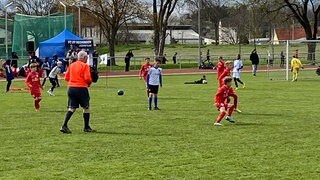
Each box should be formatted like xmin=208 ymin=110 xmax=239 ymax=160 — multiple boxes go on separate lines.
xmin=0 ymin=70 xmax=320 ymax=179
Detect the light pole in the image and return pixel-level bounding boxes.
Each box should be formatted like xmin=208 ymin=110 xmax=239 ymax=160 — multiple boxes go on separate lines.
xmin=5 ymin=2 xmax=14 ymax=58
xmin=198 ymin=0 xmax=202 ymax=68
xmin=59 ymin=1 xmax=67 ymax=29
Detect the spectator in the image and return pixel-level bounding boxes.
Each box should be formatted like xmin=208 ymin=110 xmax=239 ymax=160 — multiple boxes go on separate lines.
xmin=92 ymin=50 xmax=99 ymax=71
xmin=162 ymin=54 xmax=167 ymax=64
xmin=280 ymin=51 xmax=285 ymax=68
xmin=173 ymin=52 xmax=177 ymax=64
xmin=124 ymin=50 xmax=134 ymax=72
xmin=206 ymin=49 xmax=210 ymax=61
xmin=250 ymin=49 xmax=259 ymax=76
xmin=4 ymin=59 xmax=14 ymax=92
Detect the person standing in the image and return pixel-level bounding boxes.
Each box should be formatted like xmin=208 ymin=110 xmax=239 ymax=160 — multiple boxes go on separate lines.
xmin=206 ymin=49 xmax=210 ymax=61
xmin=249 ymin=49 xmax=259 ymax=76
xmin=291 ymin=54 xmax=303 ymax=82
xmin=124 ymin=50 xmax=134 ymax=72
xmin=60 ymin=51 xmax=94 ymax=133
xmin=147 ymin=59 xmax=162 ymax=110
xmin=173 ymin=52 xmax=177 ymax=64
xmin=92 ymin=50 xmax=99 ymax=71
xmin=4 ymin=59 xmax=14 ymax=92
xmin=280 ymin=51 xmax=285 ymax=68
xmin=25 ymin=63 xmax=43 ymax=111
xmin=139 ymin=57 xmax=151 ymax=97
xmin=41 ymin=57 xmax=51 ymax=87
xmin=233 ymin=54 xmax=245 ymax=90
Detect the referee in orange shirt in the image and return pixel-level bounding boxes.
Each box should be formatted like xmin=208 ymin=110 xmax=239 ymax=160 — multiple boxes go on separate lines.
xmin=60 ymin=50 xmax=95 ymax=133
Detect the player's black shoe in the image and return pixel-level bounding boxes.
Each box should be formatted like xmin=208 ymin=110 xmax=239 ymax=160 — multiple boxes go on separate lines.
xmin=154 ymin=107 xmax=161 ymax=110
xmin=83 ymin=127 xmax=96 ymax=133
xmin=148 ymin=107 xmax=152 ymax=111
xmin=60 ymin=125 xmax=72 ymax=134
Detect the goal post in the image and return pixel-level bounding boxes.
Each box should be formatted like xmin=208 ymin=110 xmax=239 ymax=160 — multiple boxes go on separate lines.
xmin=267 ymin=39 xmax=320 ymax=81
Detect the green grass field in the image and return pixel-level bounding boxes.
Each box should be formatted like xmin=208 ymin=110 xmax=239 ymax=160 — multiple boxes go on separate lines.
xmin=0 ymin=70 xmax=320 ymax=179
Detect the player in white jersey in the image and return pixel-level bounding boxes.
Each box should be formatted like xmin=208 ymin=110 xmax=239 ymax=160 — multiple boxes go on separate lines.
xmin=47 ymin=61 xmax=62 ymax=96
xmin=232 ymin=54 xmax=245 ymax=90
xmin=147 ymin=59 xmax=162 ymax=110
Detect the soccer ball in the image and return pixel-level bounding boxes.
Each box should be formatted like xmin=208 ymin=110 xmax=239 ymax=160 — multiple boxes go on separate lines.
xmin=117 ymin=89 xmax=124 ymax=96
xmin=202 ymin=80 xmax=207 ymax=84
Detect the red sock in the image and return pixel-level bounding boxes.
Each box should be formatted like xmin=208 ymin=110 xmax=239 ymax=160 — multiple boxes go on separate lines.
xmin=34 ymin=99 xmax=40 ymax=109
xmin=215 ymin=111 xmax=226 ymax=123
xmin=228 ymin=105 xmax=235 ymax=116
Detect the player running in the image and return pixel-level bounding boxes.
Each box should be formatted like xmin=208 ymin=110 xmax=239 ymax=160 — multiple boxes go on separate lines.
xmin=47 ymin=61 xmax=62 ymax=96
xmin=25 ymin=63 xmax=43 ymax=111
xmin=218 ymin=61 xmax=232 ymax=88
xmin=215 ymin=56 xmax=225 ymax=80
xmin=233 ymin=54 xmax=245 ymax=90
xmin=213 ymin=76 xmax=238 ymax=126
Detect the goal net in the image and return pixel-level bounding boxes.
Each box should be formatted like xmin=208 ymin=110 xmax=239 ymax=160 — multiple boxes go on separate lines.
xmin=267 ymin=40 xmax=320 ymax=81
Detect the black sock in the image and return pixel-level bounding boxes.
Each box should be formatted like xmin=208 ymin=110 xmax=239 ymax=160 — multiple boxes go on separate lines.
xmin=63 ymin=111 xmax=74 ymax=127
xmin=83 ymin=113 xmax=90 ymax=129
xmin=234 ymin=78 xmax=238 ymax=88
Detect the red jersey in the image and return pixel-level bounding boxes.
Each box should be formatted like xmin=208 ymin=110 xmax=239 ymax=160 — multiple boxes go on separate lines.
xmin=25 ymin=71 xmax=42 ymax=97
xmin=139 ymin=63 xmax=151 ymax=81
xmin=218 ymin=68 xmax=231 ymax=88
xmin=216 ymin=60 xmax=225 ymax=79
xmin=214 ymin=85 xmax=237 ymax=107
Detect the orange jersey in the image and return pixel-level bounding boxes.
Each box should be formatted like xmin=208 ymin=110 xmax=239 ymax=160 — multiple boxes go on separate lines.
xmin=218 ymin=68 xmax=231 ymax=88
xmin=65 ymin=60 xmax=92 ymax=88
xmin=214 ymin=85 xmax=237 ymax=107
xmin=139 ymin=63 xmax=151 ymax=81
xmin=216 ymin=60 xmax=225 ymax=79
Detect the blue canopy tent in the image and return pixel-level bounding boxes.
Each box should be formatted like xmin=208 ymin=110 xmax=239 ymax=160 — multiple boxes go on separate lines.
xmin=39 ymin=29 xmax=83 ymax=58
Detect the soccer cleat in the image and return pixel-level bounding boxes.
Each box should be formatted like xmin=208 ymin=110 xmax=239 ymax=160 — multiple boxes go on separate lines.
xmin=60 ymin=126 xmax=72 ymax=134
xmin=148 ymin=107 xmax=152 ymax=111
xmin=235 ymin=108 xmax=242 ymax=113
xmin=35 ymin=108 xmax=40 ymax=112
xmin=154 ymin=107 xmax=161 ymax=110
xmin=47 ymin=90 xmax=54 ymax=96
xmin=226 ymin=116 xmax=235 ymax=123
xmin=83 ymin=127 xmax=96 ymax=133
xmin=235 ymin=87 xmax=239 ymax=90
xmin=242 ymin=83 xmax=246 ymax=88
xmin=214 ymin=122 xmax=223 ymax=126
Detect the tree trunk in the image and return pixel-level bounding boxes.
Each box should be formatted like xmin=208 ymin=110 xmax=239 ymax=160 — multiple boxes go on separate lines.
xmin=109 ymin=28 xmax=117 ymax=66
xmin=153 ymin=0 xmax=159 ymax=57
xmin=214 ymin=22 xmax=219 ymax=45
xmin=307 ymin=42 xmax=316 ymax=65
xmin=158 ymin=26 xmax=167 ymax=61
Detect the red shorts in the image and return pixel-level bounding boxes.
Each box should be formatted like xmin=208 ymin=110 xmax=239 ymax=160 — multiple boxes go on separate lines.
xmin=31 ymin=90 xmax=41 ymax=99
xmin=215 ymin=103 xmax=227 ymax=111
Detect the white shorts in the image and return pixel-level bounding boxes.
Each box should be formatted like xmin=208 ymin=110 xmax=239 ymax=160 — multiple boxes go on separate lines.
xmin=233 ymin=72 xmax=240 ymax=79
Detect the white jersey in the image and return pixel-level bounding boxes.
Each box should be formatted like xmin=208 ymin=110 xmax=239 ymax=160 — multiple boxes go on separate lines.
xmin=49 ymin=66 xmax=62 ymax=78
xmin=148 ymin=67 xmax=162 ymax=85
xmin=233 ymin=59 xmax=243 ymax=73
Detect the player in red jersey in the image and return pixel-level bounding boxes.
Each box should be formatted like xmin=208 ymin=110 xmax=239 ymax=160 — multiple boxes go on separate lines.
xmin=213 ymin=76 xmax=238 ymax=126
xmin=25 ymin=63 xmax=43 ymax=111
xmin=218 ymin=61 xmax=232 ymax=88
xmin=139 ymin=57 xmax=151 ymax=96
xmin=215 ymin=56 xmax=225 ymax=79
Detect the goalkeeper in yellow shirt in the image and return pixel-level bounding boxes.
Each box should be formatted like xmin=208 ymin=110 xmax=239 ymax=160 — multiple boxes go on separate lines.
xmin=291 ymin=55 xmax=304 ymax=81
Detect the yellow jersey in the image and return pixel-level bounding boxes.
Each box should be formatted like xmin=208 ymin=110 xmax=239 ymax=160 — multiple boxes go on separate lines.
xmin=291 ymin=58 xmax=302 ymax=69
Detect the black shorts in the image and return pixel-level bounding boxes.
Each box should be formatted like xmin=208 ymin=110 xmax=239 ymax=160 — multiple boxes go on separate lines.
xmin=67 ymin=87 xmax=90 ymax=109
xmin=148 ymin=85 xmax=159 ymax=94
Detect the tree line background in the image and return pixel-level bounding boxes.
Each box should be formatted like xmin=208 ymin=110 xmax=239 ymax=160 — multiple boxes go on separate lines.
xmin=0 ymin=0 xmax=319 ymax=62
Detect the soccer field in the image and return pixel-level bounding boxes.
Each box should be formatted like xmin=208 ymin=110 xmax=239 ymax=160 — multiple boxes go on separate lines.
xmin=0 ymin=70 xmax=319 ymax=179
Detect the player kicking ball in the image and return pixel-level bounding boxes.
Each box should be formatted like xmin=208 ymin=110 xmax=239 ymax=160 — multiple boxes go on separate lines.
xmin=147 ymin=59 xmax=162 ymax=110
xmin=213 ymin=76 xmax=238 ymax=126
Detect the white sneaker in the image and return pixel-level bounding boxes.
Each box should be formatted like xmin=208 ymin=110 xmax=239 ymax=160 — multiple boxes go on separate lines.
xmin=214 ymin=122 xmax=223 ymax=126
xmin=47 ymin=90 xmax=54 ymax=96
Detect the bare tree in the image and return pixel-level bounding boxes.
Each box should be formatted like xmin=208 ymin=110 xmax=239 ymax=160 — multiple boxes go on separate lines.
xmin=14 ymin=0 xmax=56 ymax=16
xmin=153 ymin=0 xmax=179 ymax=58
xmin=282 ymin=0 xmax=320 ymax=63
xmin=82 ymin=0 xmax=147 ymax=65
